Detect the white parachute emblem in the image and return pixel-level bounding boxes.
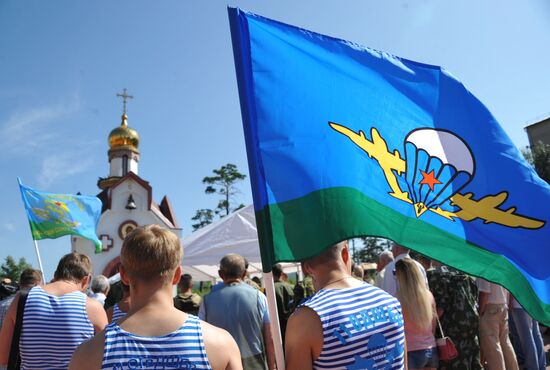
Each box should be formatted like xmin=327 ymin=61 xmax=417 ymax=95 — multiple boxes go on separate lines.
xmin=404 ymin=128 xmax=475 ymax=217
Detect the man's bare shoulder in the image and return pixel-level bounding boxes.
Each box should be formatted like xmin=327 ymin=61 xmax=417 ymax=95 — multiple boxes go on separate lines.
xmin=201 ymin=320 xmax=239 ymax=349
xmin=85 ymin=297 xmax=108 ymax=333
xmin=287 ymin=306 xmax=323 ymax=337
xmin=201 ymin=320 xmax=242 ymax=370
xmin=285 ymin=306 xmax=323 ymax=370
xmin=69 ymin=330 xmax=106 ymax=370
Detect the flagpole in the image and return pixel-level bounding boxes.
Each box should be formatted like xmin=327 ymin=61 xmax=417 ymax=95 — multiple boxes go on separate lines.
xmin=263 ymin=271 xmax=285 ymax=370
xmin=33 ymin=240 xmax=45 ymax=280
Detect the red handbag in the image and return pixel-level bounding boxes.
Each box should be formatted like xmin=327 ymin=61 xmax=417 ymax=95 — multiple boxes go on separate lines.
xmin=436 ymin=316 xmax=458 ymax=361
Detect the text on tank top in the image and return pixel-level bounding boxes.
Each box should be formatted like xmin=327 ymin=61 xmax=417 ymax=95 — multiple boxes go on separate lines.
xmin=20 ymin=286 xmax=94 ymax=370
xmin=101 ymin=314 xmax=212 ymax=369
xmin=302 ymin=283 xmax=405 ymax=370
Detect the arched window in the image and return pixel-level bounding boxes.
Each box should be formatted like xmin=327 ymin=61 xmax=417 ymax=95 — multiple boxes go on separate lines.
xmin=122 ymin=155 xmax=128 ymax=175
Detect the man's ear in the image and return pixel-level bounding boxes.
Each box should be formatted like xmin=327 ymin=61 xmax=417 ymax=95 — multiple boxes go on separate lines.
xmin=80 ymin=274 xmax=91 ymax=292
xmin=341 ymin=243 xmax=353 ymax=273
xmin=171 ymin=265 xmax=182 ymax=285
xmin=302 ymin=261 xmax=314 ymax=277
xmin=341 ymin=244 xmax=350 ymax=263
xmin=120 ymin=265 xmax=131 ymax=286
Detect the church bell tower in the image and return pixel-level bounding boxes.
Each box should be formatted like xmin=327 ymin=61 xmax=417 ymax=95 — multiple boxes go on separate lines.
xmin=73 ymin=88 xmax=181 ymax=278
xmin=98 ymin=88 xmax=140 ymax=190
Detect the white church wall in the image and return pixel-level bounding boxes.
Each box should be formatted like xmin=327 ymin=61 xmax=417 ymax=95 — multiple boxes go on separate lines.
xmin=129 ymin=159 xmax=138 ymax=175
xmin=72 ymin=178 xmax=180 ymax=277
xmin=110 ymin=157 xmax=123 ymax=177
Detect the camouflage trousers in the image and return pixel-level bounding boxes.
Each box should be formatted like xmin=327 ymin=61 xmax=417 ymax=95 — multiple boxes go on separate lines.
xmin=439 ymin=324 xmax=483 ymax=370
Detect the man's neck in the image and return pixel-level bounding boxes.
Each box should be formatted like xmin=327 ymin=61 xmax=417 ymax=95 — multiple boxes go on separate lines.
xmin=314 ymin=268 xmax=356 ymax=291
xmin=223 ymin=278 xmax=242 ymax=285
xmin=129 ymin=283 xmax=174 ymax=313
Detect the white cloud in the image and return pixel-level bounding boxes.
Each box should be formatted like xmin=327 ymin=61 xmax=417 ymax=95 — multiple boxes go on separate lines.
xmin=0 ymin=93 xmax=81 ymax=155
xmin=0 ymin=92 xmax=99 ymax=187
xmin=3 ymin=223 xmax=15 ymax=231
xmin=38 ymin=152 xmax=94 ymax=187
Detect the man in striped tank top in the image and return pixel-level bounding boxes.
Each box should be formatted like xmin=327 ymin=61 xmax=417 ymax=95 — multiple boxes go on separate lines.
xmin=285 ymin=241 xmax=406 ymax=370
xmin=70 ymin=224 xmax=242 ymax=370
xmin=0 ymin=253 xmax=108 ymax=369
xmin=106 ymin=281 xmax=130 ymax=323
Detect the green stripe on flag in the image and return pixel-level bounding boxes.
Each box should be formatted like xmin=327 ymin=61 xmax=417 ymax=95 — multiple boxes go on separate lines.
xmin=29 ymin=219 xmax=78 ymax=240
xmin=256 ymin=186 xmax=550 ymax=325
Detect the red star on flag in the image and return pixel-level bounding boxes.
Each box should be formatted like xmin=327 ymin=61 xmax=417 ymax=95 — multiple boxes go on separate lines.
xmin=419 ymin=169 xmax=442 ymax=191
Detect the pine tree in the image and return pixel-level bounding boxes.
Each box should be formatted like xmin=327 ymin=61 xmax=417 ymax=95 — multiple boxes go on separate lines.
xmin=191 ymin=163 xmax=247 ymax=231
xmin=0 ymin=256 xmax=32 ymax=283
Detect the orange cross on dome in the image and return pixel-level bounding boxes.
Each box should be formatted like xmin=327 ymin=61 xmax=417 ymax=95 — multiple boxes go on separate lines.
xmin=419 ymin=169 xmax=442 ymax=191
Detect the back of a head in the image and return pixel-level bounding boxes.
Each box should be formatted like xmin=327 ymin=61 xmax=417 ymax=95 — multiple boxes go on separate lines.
xmin=305 ymin=240 xmax=348 ymax=269
xmin=251 ymin=276 xmax=262 ymax=287
xmin=392 ymin=243 xmax=409 ymax=257
xmin=415 ymin=254 xmax=432 ymax=270
xmin=178 ymin=273 xmax=193 ymax=291
xmin=395 ymin=258 xmax=432 ymax=329
xmin=121 ymin=224 xmax=182 ymax=283
xmin=272 ymin=263 xmax=283 ymax=279
xmin=352 ymin=264 xmax=364 ymax=279
xmin=19 ymin=268 xmax=42 ymax=288
xmin=379 ymin=250 xmax=394 ymax=264
xmin=91 ymin=275 xmax=110 ymax=294
xmin=219 ymin=253 xmax=246 ymax=280
xmin=54 ymin=253 xmax=92 ymax=282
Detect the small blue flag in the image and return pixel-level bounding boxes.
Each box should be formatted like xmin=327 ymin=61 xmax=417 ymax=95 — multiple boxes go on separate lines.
xmin=18 ymin=178 xmax=103 ymax=253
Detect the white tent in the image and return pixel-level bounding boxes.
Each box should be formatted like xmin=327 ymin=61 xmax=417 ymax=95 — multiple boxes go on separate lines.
xmin=181 ymin=204 xmax=295 ymax=370
xmin=181 ymin=205 xmax=299 ymax=282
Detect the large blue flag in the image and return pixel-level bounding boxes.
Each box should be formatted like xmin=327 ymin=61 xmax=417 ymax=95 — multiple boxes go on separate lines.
xmin=19 ymin=179 xmax=103 ymax=253
xmin=228 ymin=8 xmax=550 ymax=324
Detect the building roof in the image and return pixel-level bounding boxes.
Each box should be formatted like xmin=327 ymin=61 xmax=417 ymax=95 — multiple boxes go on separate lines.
xmin=524 ymin=113 xmax=550 ymax=130
xmin=95 ymin=172 xmax=178 ymax=227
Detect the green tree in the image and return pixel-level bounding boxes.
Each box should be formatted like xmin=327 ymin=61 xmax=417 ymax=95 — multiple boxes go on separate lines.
xmin=522 ymin=142 xmax=550 ymax=184
xmin=0 ymin=256 xmax=32 ymax=283
xmin=191 ymin=209 xmax=215 ymax=231
xmin=355 ymin=237 xmax=392 ymax=263
xmin=203 ymin=163 xmax=247 ymax=216
xmin=191 ymin=163 xmax=247 ymax=231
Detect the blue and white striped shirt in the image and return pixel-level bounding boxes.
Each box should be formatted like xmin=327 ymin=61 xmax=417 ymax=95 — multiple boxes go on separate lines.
xmin=20 ymin=286 xmax=94 ymax=370
xmin=302 ymin=283 xmax=405 ymax=370
xmin=112 ymin=303 xmax=126 ymax=322
xmin=101 ymin=314 xmax=212 ymax=369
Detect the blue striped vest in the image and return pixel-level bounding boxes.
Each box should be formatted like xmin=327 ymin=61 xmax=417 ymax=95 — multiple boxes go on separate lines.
xmin=101 ymin=314 xmax=211 ymax=369
xmin=302 ymin=283 xmax=405 ymax=370
xmin=20 ymin=286 xmax=94 ymax=369
xmin=112 ymin=303 xmax=126 ymax=322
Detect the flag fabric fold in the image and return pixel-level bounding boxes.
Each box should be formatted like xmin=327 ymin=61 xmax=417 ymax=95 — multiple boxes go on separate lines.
xmin=18 ymin=179 xmax=103 ymax=253
xmin=228 ymin=8 xmax=550 ymax=324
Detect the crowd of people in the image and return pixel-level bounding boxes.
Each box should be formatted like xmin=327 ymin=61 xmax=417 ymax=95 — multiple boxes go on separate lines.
xmin=0 ymin=225 xmax=546 ymax=370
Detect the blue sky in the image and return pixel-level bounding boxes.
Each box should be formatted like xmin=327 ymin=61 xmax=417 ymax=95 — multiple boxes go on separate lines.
xmin=1 ymin=1 xmax=549 ymax=280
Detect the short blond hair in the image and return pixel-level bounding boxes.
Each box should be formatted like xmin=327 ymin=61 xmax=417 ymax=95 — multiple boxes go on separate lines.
xmin=306 ymin=240 xmax=348 ymax=267
xmin=121 ymin=224 xmax=182 ymax=283
xmin=54 ymin=253 xmax=92 ymax=282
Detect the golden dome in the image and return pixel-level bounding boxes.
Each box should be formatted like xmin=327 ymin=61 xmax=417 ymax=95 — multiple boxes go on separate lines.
xmin=108 ymin=114 xmax=139 ymax=151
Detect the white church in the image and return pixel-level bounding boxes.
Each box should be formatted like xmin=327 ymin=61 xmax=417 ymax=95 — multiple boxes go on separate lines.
xmin=72 ymin=90 xmax=181 ymax=277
